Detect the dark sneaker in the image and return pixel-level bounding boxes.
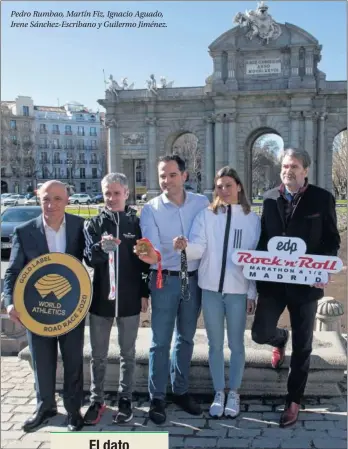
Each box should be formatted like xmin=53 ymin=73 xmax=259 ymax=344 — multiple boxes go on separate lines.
xmin=172 ymin=393 xmax=202 ymax=415
xmin=84 ymin=402 xmax=106 ymax=425
xmin=149 ymin=398 xmax=166 ymax=425
xmin=113 ymin=397 xmax=133 ymax=424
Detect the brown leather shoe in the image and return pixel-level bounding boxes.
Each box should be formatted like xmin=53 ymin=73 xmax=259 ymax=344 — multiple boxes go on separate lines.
xmin=271 ymin=330 xmax=289 ymax=369
xmin=279 ymin=402 xmax=300 ymax=428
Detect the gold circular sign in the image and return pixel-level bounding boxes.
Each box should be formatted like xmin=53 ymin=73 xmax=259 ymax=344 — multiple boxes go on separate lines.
xmin=14 ymin=253 xmax=92 ymax=337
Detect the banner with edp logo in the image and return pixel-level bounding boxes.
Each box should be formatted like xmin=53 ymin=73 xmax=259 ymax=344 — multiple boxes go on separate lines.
xmin=232 ymin=237 xmax=343 ymax=285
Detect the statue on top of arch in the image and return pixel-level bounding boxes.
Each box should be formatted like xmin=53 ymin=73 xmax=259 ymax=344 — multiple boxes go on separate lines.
xmin=159 ymin=77 xmax=174 ymax=88
xmin=146 ymin=74 xmax=158 ymax=95
xmin=234 ymin=1 xmax=282 ymax=45
xmin=106 ymin=75 xmax=134 ymax=97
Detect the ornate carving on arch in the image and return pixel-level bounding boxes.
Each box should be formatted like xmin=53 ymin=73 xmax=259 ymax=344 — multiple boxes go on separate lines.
xmin=145 ymin=117 xmax=157 ymax=126
xmin=259 ymin=115 xmax=268 ymax=127
xmin=105 ymin=117 xmax=118 ymax=128
xmin=225 ymin=112 xmax=238 ymax=123
xmin=204 ymin=114 xmax=214 ymax=124
xmin=303 ymin=111 xmax=318 ymax=121
xmin=122 ymin=133 xmax=146 ymax=145
xmin=289 ymin=111 xmax=302 ymax=121
xmin=212 ymin=113 xmax=223 ymax=123
xmin=178 ymin=118 xmax=186 ymax=130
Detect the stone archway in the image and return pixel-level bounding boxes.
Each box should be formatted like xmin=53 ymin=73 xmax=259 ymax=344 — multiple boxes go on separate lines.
xmin=331 ymin=129 xmax=347 ymax=199
xmin=173 ymin=133 xmax=200 ymax=192
xmin=1 ymin=180 xmax=8 ymax=194
xmin=99 ymin=2 xmax=346 ymax=199
xmin=245 ymin=127 xmax=283 ymax=199
xmin=163 ymin=129 xmax=202 ymax=193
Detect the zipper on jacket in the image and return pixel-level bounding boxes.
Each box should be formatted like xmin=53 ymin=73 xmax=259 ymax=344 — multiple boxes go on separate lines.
xmin=112 ymin=212 xmax=120 ymax=318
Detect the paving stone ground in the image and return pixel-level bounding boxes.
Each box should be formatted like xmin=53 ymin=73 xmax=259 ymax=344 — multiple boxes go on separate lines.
xmin=1 ymin=356 xmax=346 ymax=449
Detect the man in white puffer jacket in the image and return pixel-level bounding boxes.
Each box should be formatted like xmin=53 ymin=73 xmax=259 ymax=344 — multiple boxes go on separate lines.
xmin=174 ymin=166 xmax=261 ymax=419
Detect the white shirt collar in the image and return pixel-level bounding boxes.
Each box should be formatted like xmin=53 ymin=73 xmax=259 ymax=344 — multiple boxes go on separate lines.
xmin=42 ymin=214 xmax=66 ymax=231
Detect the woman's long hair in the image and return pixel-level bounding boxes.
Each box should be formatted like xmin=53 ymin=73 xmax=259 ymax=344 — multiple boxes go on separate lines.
xmin=210 ymin=166 xmax=251 ymax=215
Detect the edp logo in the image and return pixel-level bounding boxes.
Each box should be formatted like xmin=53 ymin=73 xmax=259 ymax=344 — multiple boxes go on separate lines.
xmin=276 ymin=240 xmax=297 ymax=255
xmin=268 ymin=236 xmax=306 ymax=260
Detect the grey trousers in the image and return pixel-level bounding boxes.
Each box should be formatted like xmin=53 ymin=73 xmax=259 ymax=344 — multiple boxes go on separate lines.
xmin=89 ymin=313 xmax=140 ymax=403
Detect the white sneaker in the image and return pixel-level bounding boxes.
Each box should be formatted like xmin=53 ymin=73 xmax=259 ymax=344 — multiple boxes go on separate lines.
xmin=224 ymin=391 xmax=240 ymax=418
xmin=209 ymin=391 xmax=225 ymax=418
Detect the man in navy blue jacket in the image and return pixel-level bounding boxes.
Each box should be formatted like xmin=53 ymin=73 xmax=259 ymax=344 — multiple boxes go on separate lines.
xmin=3 ymin=180 xmax=86 ymax=432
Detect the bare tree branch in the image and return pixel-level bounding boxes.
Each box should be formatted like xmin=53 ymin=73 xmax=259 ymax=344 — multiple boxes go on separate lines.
xmin=172 ymin=133 xmax=201 ymax=192
xmin=332 ymin=130 xmax=347 ymax=198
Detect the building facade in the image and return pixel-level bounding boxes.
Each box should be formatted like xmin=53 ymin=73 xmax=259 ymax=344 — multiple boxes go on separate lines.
xmin=99 ymin=3 xmax=347 ymax=202
xmin=1 ymin=96 xmax=35 ymax=194
xmin=34 ymin=101 xmax=106 ymax=194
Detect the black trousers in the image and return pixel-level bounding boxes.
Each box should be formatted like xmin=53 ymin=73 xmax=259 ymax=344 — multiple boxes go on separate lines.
xmin=27 ymin=320 xmax=85 ymax=414
xmin=251 ymin=293 xmax=317 ymax=404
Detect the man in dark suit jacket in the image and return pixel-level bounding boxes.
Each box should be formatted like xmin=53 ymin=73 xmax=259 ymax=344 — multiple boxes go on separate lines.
xmin=3 ymin=180 xmax=86 ymax=432
xmin=251 ymin=148 xmax=340 ymax=428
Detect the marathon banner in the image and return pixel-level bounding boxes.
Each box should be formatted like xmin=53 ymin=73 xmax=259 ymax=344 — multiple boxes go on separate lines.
xmin=13 ymin=253 xmax=92 ymax=337
xmin=232 ymin=237 xmax=343 ymax=285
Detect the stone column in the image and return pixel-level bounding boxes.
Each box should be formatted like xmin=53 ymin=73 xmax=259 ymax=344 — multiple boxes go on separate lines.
xmin=225 ymin=51 xmax=238 ymax=90
xmin=304 ymin=111 xmax=316 ymax=184
xmin=211 ymin=52 xmax=223 ymax=82
xmin=213 ymin=113 xmax=224 ymax=172
xmin=289 ymin=47 xmax=300 ymax=88
xmin=289 ymin=111 xmax=301 ymax=148
xmin=317 ymin=112 xmax=328 ymax=189
xmin=290 ymin=47 xmax=299 ymax=76
xmin=305 ymin=49 xmax=314 ymax=76
xmin=204 ymin=114 xmax=214 ymax=197
xmin=145 ymin=117 xmax=159 ymax=198
xmin=226 ymin=113 xmax=238 ymax=169
xmin=106 ymin=118 xmax=121 ymax=172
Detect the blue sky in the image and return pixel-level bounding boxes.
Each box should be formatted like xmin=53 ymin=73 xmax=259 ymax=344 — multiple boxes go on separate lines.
xmin=1 ymin=1 xmax=346 ymax=112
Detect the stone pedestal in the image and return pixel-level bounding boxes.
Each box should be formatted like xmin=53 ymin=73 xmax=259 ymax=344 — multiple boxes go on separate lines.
xmin=0 ymin=301 xmax=28 ymax=355
xmin=1 ymin=319 xmax=28 ymax=355
xmin=19 ymin=328 xmax=347 ymax=396
xmin=0 ymin=294 xmax=28 ymax=355
xmin=316 ymin=296 xmax=344 ymax=333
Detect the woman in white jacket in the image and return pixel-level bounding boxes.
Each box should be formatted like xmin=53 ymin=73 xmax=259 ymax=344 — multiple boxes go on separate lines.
xmin=174 ymin=166 xmax=261 ymax=418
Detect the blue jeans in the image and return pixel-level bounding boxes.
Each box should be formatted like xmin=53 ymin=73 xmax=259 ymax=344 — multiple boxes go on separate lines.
xmin=202 ymin=290 xmax=247 ymax=391
xmin=149 ymin=272 xmax=201 ymax=400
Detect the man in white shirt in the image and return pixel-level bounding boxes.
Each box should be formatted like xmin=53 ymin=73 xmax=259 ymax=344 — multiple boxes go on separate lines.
xmin=4 ymin=181 xmax=86 ymax=432
xmin=140 ymin=155 xmax=209 ymax=424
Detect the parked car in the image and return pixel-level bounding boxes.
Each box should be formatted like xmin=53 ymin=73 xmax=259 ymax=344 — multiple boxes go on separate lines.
xmin=1 ymin=193 xmax=14 ymax=204
xmin=91 ymin=193 xmax=103 ymax=204
xmin=2 ymin=194 xmax=26 ymax=206
xmin=1 ymin=206 xmax=42 ymax=257
xmin=68 ymin=193 xmax=92 ymax=205
xmin=25 ymin=196 xmax=39 ymax=206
